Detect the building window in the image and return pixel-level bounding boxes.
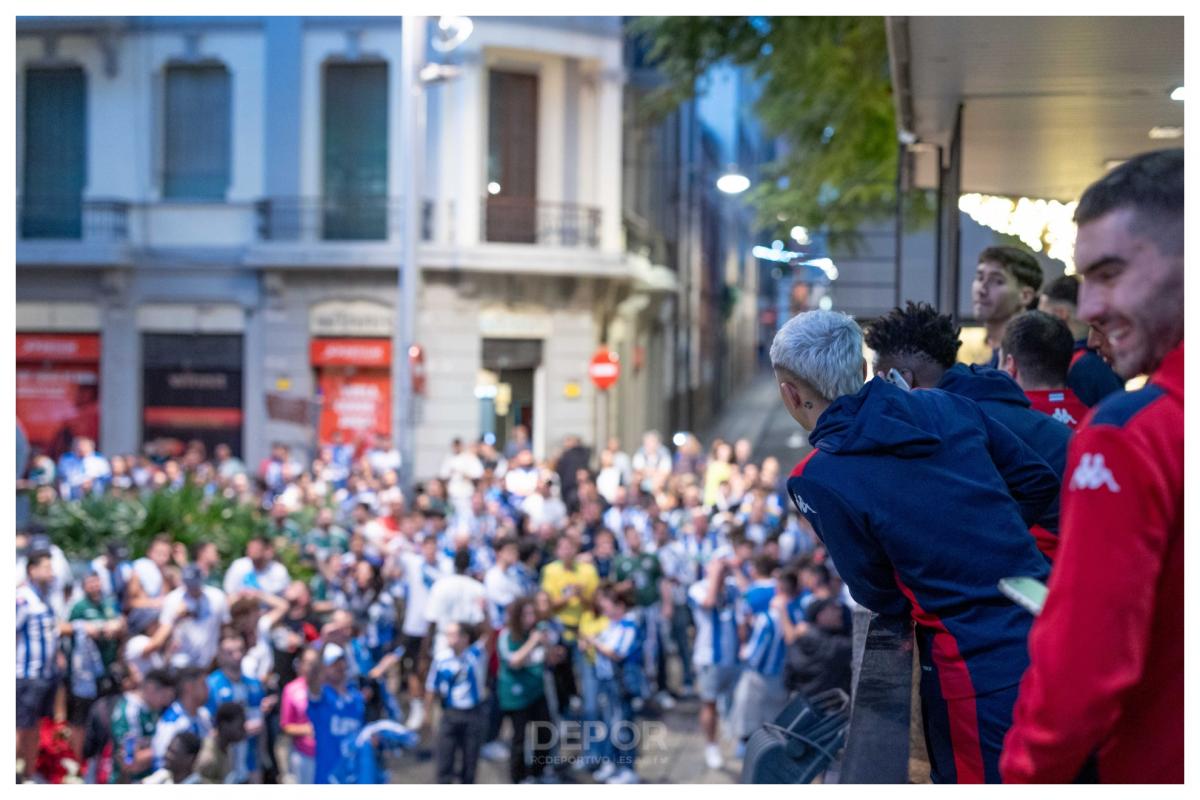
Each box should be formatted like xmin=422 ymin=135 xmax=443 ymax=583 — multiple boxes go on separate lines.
xmin=486 ymin=70 xmax=539 ymax=243
xmin=163 ymin=63 xmax=232 ymax=200
xmin=22 ymin=66 xmax=87 ymax=238
xmin=322 ymin=61 xmax=389 ymax=240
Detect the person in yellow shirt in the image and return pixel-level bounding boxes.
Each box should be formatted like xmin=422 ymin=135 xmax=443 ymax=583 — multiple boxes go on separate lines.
xmin=539 ymin=533 xmax=599 ymax=642
xmin=540 ymin=533 xmax=600 ymax=738
xmin=702 ymin=442 xmax=734 ymax=508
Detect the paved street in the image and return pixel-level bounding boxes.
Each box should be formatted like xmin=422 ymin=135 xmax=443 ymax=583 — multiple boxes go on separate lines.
xmin=385 ymin=695 xmax=741 ymax=784
xmin=703 ymin=368 xmax=814 ymax=473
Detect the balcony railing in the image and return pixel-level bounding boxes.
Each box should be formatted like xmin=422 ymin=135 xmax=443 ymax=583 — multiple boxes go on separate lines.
xmin=255 ymin=197 xmax=434 ymax=242
xmin=17 ymin=197 xmax=130 ymax=241
xmin=482 ymin=196 xmax=600 ymax=248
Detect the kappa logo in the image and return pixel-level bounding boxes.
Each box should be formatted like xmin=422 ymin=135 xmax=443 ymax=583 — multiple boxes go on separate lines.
xmin=790 ymin=492 xmax=815 ymax=515
xmin=1052 ymin=408 xmax=1078 ymax=426
xmin=1069 ymin=453 xmax=1121 ymax=493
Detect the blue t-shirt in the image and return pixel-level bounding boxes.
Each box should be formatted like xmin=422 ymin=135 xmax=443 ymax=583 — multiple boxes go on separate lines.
xmin=206 ymin=670 xmax=265 ymax=778
xmin=308 ymin=684 xmax=365 ymax=784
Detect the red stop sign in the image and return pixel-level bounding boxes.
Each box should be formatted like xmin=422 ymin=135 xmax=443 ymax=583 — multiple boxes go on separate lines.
xmin=589 ymin=346 xmax=620 ymax=391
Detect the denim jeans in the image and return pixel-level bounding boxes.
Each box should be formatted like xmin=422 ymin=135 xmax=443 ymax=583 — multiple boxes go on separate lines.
xmin=669 ymin=602 xmax=695 ymax=688
xmin=573 ymin=647 xmax=603 ymax=767
xmin=596 ymin=678 xmax=637 ymax=770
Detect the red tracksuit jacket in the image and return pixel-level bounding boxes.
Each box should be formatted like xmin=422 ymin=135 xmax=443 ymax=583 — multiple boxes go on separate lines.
xmin=1001 ymin=341 xmax=1183 ymax=783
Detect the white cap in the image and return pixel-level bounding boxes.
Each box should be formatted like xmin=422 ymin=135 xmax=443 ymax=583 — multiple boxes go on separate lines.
xmin=323 ymin=643 xmax=347 ymax=666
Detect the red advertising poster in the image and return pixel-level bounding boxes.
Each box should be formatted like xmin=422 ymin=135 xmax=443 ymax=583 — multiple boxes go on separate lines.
xmin=317 ymin=368 xmax=391 ymax=445
xmin=16 ymin=334 xmax=101 ymax=458
xmin=16 ymin=367 xmax=101 ymax=461
xmin=312 ymin=338 xmax=392 ymax=446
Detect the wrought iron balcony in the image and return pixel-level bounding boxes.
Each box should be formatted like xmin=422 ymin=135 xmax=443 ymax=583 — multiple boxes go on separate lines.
xmin=481 ymin=196 xmax=601 ymax=248
xmin=17 ymin=197 xmax=129 ymax=241
xmin=255 ymin=196 xmax=434 ymax=242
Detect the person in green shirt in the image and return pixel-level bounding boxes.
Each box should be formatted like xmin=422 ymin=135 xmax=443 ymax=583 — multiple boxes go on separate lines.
xmin=68 ymin=572 xmax=123 ymax=668
xmin=69 ymin=571 xmax=126 ymax=756
xmin=612 ymin=527 xmax=673 ymax=709
xmin=110 ymin=668 xmax=176 ymax=783
xmin=497 ymin=597 xmax=550 ymax=784
xmin=613 ymin=527 xmax=664 ymax=610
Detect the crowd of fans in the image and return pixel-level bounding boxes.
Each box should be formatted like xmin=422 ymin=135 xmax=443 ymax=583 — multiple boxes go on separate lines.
xmin=16 ymin=423 xmax=856 ymax=785
xmin=16 ymin=149 xmax=1181 ymax=787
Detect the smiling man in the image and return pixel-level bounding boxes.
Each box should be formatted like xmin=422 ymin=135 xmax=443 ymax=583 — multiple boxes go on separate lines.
xmin=1001 ymin=149 xmax=1184 ymax=783
xmin=972 ymin=246 xmax=1044 ymax=367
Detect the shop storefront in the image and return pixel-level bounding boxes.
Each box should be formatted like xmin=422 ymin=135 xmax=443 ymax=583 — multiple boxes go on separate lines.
xmin=142 ymin=333 xmax=244 ymax=457
xmin=310 ymin=338 xmax=392 ymax=448
xmin=16 ymin=333 xmax=101 ymax=459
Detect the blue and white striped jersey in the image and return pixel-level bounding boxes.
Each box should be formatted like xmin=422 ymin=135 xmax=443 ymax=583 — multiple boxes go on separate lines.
xmin=740 ymin=589 xmax=804 ymax=679
xmin=593 ymin=612 xmax=642 ymax=682
xmin=687 ymin=579 xmax=741 ymax=668
xmin=207 ymin=669 xmax=264 ymax=780
xmin=16 ymin=583 xmax=60 ymax=680
xmin=426 ymin=642 xmax=489 ymax=710
xmin=152 ymin=701 xmax=212 ymax=769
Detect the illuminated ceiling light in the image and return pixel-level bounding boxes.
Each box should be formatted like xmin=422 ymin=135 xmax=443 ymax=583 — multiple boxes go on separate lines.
xmin=790 ymin=225 xmax=811 ymax=245
xmin=716 ymin=170 xmax=751 ymax=195
xmin=1170 ymin=85 xmax=1185 ymax=102
xmin=818 ymin=296 xmax=833 ymax=311
xmin=1148 ymin=126 xmax=1184 ymax=140
xmin=487 ymin=181 xmax=501 ymax=195
xmin=959 ymin=193 xmax=1079 ymax=273
xmin=771 ymin=240 xmax=784 ymax=251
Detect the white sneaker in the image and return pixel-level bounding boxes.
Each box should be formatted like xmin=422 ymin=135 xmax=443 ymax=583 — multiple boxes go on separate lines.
xmin=704 ymin=743 xmax=724 ymax=770
xmin=405 ymin=702 xmax=425 ymax=730
xmin=480 ymin=740 xmax=510 ymax=762
xmin=606 ymin=768 xmax=640 ymax=784
xmin=592 ymin=762 xmax=618 ymax=782
xmin=654 ymin=690 xmax=676 ymax=710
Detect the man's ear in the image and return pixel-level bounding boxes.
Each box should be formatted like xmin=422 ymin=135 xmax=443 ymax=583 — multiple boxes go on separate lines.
xmin=1000 ymin=352 xmax=1018 ymax=379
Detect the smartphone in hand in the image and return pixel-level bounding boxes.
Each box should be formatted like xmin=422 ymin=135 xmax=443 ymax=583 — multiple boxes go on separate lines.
xmin=999 ymin=576 xmax=1049 ymax=616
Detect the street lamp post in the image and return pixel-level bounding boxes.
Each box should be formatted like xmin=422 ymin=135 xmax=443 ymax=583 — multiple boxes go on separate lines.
xmin=395 ymin=16 xmax=470 ymax=498
xmin=395 ymin=15 xmax=423 ymax=498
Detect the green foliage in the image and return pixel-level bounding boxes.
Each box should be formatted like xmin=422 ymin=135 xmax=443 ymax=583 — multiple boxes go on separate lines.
xmin=630 ymin=16 xmax=934 ymax=248
xmin=35 ymin=485 xmax=313 ymax=581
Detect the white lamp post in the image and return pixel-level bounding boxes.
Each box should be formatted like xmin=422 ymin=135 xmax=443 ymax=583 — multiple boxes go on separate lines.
xmin=395 ymin=15 xmax=471 ymax=496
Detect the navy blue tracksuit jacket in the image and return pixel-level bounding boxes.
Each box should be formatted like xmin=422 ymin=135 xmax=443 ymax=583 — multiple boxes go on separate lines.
xmin=936 ymin=364 xmax=1070 ymax=549
xmin=786 ymin=379 xmax=1057 ymax=783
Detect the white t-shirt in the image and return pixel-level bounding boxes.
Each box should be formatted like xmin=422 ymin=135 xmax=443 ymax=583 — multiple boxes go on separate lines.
xmin=133 ymin=557 xmax=165 ymax=599
xmin=424 ymin=573 xmax=486 ymax=656
xmin=483 ymin=564 xmax=527 ymax=629
xmin=222 ymin=557 xmax=290 ymax=597
xmin=241 ymin=614 xmax=275 ymax=683
xmin=160 ymin=586 xmax=230 ymax=668
xmin=124 ymin=634 xmax=166 ymax=679
xmin=400 ymin=552 xmax=446 ymax=637
xmin=504 ymin=466 xmax=540 ymax=499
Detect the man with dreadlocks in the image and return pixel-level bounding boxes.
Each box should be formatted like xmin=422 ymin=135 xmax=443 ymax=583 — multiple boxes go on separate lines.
xmin=865 ymin=302 xmax=1069 ymax=561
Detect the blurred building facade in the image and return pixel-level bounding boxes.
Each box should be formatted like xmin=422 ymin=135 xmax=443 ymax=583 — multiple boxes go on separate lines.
xmin=16 ymin=15 xmax=767 ymax=476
